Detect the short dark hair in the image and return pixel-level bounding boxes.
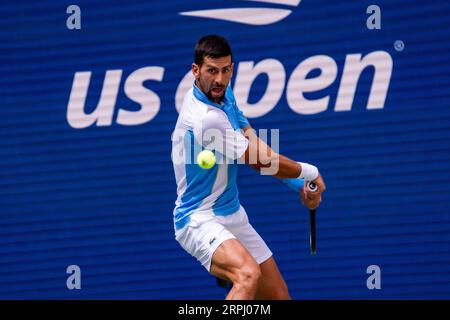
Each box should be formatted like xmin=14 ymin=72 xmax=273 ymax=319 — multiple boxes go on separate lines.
xmin=194 ymin=35 xmax=232 ymax=66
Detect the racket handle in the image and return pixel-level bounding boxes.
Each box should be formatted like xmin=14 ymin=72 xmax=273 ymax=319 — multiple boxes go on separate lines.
xmin=310 ymin=209 xmax=316 ymax=255
xmin=306 ymin=180 xmax=318 ymax=255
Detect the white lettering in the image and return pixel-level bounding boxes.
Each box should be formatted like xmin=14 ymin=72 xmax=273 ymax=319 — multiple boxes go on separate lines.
xmin=67 ymin=70 xmax=122 ymax=129
xmin=335 ymin=51 xmax=392 ymax=111
xmin=67 ymin=51 xmax=394 ymax=128
xmin=66 ymin=265 xmax=81 ymax=290
xmin=118 ymin=66 xmax=164 ymax=125
xmin=366 ymin=5 xmax=381 ymax=30
xmin=66 ymin=5 xmax=81 ymax=30
xmin=287 ymin=55 xmax=337 ymax=114
xmin=366 ymin=265 xmax=382 ymax=289
xmin=175 ymin=71 xmax=195 ymax=113
xmin=234 ymin=59 xmax=285 ymax=118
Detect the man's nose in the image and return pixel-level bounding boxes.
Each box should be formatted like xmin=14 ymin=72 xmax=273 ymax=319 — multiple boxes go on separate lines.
xmin=214 ymin=72 xmax=224 ymax=85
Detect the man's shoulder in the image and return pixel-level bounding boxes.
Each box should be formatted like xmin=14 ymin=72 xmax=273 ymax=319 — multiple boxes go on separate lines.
xmin=182 ymin=87 xmax=210 ymax=113
xmin=177 ymin=88 xmax=211 ymax=130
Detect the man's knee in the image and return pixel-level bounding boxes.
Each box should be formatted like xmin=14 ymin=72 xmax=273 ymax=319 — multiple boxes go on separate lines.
xmin=233 ymin=260 xmax=262 ymax=292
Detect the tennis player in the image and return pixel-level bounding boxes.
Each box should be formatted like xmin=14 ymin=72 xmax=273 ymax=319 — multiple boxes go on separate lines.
xmin=171 ymin=35 xmax=326 ymax=300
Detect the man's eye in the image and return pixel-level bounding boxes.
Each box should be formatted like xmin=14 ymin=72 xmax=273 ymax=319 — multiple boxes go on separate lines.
xmin=208 ymin=69 xmax=216 ymax=74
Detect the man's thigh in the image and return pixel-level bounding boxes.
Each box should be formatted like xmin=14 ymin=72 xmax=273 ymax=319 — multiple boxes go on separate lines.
xmin=210 ymin=238 xmax=258 ymax=282
xmin=227 ymin=220 xmax=273 ymax=265
xmin=175 ymin=218 xmax=236 ymax=272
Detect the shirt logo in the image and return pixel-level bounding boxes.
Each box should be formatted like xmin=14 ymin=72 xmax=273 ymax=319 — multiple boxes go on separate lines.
xmin=179 ymin=0 xmax=301 ymax=26
xmin=209 ymin=237 xmax=216 ymax=245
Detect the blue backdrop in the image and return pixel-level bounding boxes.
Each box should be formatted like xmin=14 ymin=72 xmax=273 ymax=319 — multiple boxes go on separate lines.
xmin=1 ymin=0 xmax=450 ymax=299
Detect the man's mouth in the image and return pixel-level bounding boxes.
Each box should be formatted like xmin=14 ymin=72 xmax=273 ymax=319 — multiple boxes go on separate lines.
xmin=211 ymin=87 xmax=223 ymax=94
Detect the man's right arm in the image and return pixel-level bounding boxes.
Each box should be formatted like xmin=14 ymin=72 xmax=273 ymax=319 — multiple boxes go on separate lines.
xmin=239 ymin=125 xmax=326 ymax=206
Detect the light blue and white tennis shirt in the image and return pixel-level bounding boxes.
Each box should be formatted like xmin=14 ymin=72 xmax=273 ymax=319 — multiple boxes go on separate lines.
xmin=171 ymin=82 xmax=250 ymax=230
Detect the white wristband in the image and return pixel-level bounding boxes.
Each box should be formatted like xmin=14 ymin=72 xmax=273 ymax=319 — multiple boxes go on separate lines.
xmin=298 ymin=162 xmax=319 ymax=181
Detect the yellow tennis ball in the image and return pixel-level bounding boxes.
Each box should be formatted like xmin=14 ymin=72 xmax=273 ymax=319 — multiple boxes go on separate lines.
xmin=197 ymin=150 xmax=216 ymax=169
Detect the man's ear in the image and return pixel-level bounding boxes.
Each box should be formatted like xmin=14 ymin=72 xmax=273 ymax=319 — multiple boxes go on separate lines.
xmin=192 ymin=63 xmax=200 ymax=79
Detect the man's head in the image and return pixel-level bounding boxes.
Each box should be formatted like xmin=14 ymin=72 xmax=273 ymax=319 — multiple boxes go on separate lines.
xmin=192 ymin=35 xmax=233 ymax=104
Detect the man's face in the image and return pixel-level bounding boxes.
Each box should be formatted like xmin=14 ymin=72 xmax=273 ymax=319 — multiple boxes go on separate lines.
xmin=192 ymin=55 xmax=233 ymax=104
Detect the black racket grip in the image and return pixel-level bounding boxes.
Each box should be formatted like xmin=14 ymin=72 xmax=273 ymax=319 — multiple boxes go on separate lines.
xmin=306 ymin=181 xmax=317 ymax=255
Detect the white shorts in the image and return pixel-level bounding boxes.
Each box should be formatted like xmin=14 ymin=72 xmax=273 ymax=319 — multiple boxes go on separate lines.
xmin=175 ymin=206 xmax=272 ymax=272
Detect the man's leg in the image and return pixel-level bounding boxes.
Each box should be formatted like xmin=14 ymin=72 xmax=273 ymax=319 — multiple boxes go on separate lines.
xmin=210 ymin=238 xmax=261 ymax=300
xmin=254 ymin=257 xmax=291 ymax=300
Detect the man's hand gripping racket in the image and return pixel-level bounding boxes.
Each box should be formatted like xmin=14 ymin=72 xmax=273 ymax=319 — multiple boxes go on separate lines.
xmin=301 ymin=175 xmax=325 ymax=255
